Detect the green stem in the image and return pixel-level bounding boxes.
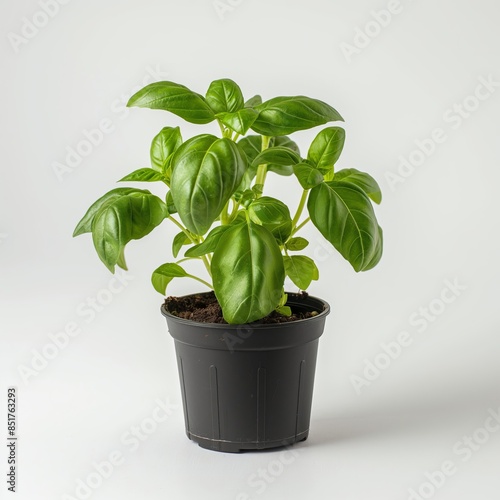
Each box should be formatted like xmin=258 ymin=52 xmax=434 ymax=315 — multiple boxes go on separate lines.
xmin=168 ymin=215 xmax=212 ymax=277
xmin=291 ymin=190 xmax=308 ymax=228
xmin=254 ymin=135 xmax=271 ymax=197
xmin=168 ymin=216 xmax=198 ymax=245
xmin=229 ymin=199 xmax=240 ymax=220
xmin=292 ymin=217 xmax=311 ymax=236
xmin=221 ymin=200 xmax=230 ymax=225
xmin=187 ymin=274 xmax=214 ymax=290
xmin=217 ymin=120 xmax=226 ymax=137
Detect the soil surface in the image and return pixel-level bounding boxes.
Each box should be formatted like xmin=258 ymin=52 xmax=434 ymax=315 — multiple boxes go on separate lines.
xmin=165 ymin=291 xmax=319 ymax=324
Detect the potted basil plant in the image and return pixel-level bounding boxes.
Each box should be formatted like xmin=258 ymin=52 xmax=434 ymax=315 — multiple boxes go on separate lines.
xmin=74 ymin=78 xmax=383 ymax=452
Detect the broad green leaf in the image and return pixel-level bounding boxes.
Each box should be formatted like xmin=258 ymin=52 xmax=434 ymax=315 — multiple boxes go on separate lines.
xmin=245 ymin=95 xmax=262 ymax=108
xmin=252 ymin=96 xmax=344 ymax=136
xmin=206 ymin=78 xmax=244 ymax=114
xmin=268 ymin=164 xmax=293 ymax=176
xmin=286 ymin=237 xmax=309 ymax=251
xmin=248 ymin=196 xmax=292 ymax=244
xmin=151 ymin=263 xmax=188 ymax=294
xmin=212 ymin=221 xmax=285 ymax=324
xmin=234 ymin=189 xmax=256 ymax=208
xmin=73 ymin=188 xmax=146 ymax=237
xmin=170 ymin=134 xmax=247 ymax=235
xmin=276 ymin=306 xmax=292 ymax=316
xmin=216 ymin=108 xmax=258 ymax=135
xmin=252 ymin=147 xmax=301 ymax=167
xmin=307 ymin=127 xmax=345 ymax=174
xmin=307 ymin=181 xmax=380 ymax=272
xmin=362 ymin=226 xmax=383 ymax=271
xmin=150 ymin=127 xmax=182 ymax=172
xmin=184 ymin=225 xmax=229 ymax=257
xmin=334 ymin=168 xmax=382 ymax=204
xmin=284 ymin=255 xmax=319 ymax=290
xmin=271 ymin=136 xmax=301 ymax=155
xmin=127 ymin=81 xmax=215 ymax=124
xmin=236 ymin=135 xmax=262 ymax=191
xmin=119 ymin=168 xmax=165 ymax=183
xmin=117 ymin=248 xmax=128 ymax=271
xmin=293 ymin=163 xmax=323 ymax=189
xmin=92 ymin=191 xmax=168 ymax=272
xmin=172 ymin=231 xmax=190 ymax=258
xmin=238 ymin=135 xmax=263 ymax=164
xmin=166 ymin=191 xmax=176 ymax=214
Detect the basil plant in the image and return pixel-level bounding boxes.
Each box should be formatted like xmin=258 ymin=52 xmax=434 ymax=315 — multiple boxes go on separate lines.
xmin=74 ymin=79 xmax=383 ymax=324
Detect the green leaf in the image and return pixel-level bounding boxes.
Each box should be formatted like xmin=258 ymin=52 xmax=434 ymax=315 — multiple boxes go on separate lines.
xmin=252 ymin=96 xmax=344 ymax=136
xmin=170 ymin=134 xmax=247 ymax=235
xmin=117 ymin=248 xmax=128 ymax=271
xmin=150 ymin=127 xmax=182 ymax=172
xmin=165 ymin=191 xmax=176 ymax=214
xmin=206 ymin=78 xmax=244 ymax=114
xmin=212 ymin=221 xmax=285 ymax=324
xmin=334 ymin=168 xmax=382 ymax=204
xmin=119 ymin=168 xmax=165 ymax=183
xmin=127 ymin=81 xmax=215 ymax=124
xmin=307 ymin=127 xmax=345 ymax=174
xmin=268 ymin=165 xmax=293 ymax=176
xmin=286 ymin=237 xmax=309 ymax=251
xmin=284 ymin=255 xmax=319 ymax=290
xmin=307 ymin=181 xmax=380 ymax=272
xmin=184 ymin=225 xmax=229 ymax=257
xmin=234 ymin=189 xmax=256 ymax=208
xmin=245 ymin=95 xmax=262 ymax=108
xmin=362 ymin=226 xmax=383 ymax=271
xmin=271 ymin=136 xmax=300 ymax=155
xmin=235 ymin=135 xmax=262 ymax=191
xmin=216 ymin=108 xmax=258 ymax=135
xmin=73 ymin=188 xmax=147 ymax=237
xmin=91 ymin=191 xmax=168 ymax=272
xmin=293 ymin=163 xmax=323 ymax=189
xmin=264 ymin=137 xmax=301 ymax=176
xmin=252 ymin=146 xmax=301 ymax=167
xmin=172 ymin=231 xmax=191 ymax=258
xmin=248 ymin=196 xmax=292 ymax=244
xmin=238 ymin=135 xmax=263 ymax=165
xmin=276 ymin=305 xmax=292 ymax=316
xmin=151 ymin=263 xmax=188 ymax=295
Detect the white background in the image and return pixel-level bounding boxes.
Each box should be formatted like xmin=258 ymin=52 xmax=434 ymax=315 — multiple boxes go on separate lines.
xmin=1 ymin=0 xmax=499 ymax=499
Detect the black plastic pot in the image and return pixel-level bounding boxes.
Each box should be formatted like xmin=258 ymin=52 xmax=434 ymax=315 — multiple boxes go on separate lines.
xmin=161 ymin=292 xmax=330 ymax=453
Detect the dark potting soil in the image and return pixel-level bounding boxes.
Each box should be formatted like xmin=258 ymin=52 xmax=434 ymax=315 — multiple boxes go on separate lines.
xmin=165 ymin=291 xmax=319 ymax=324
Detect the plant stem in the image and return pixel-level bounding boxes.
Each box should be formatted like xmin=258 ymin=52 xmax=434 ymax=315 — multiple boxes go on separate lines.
xmin=221 ymin=200 xmax=230 ymax=225
xmin=168 ymin=216 xmax=198 ymax=245
xmin=187 ymin=274 xmax=214 ymax=290
xmin=291 ymin=189 xmax=308 ymax=228
xmin=292 ymin=217 xmax=311 ymax=235
xmin=217 ymin=120 xmax=226 ymax=137
xmin=254 ymin=135 xmax=271 ymax=197
xmin=168 ymin=216 xmax=212 ymax=277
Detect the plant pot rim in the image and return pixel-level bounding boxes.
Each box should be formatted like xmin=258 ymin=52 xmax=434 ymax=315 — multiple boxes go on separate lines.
xmin=160 ymin=290 xmax=330 ymax=330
